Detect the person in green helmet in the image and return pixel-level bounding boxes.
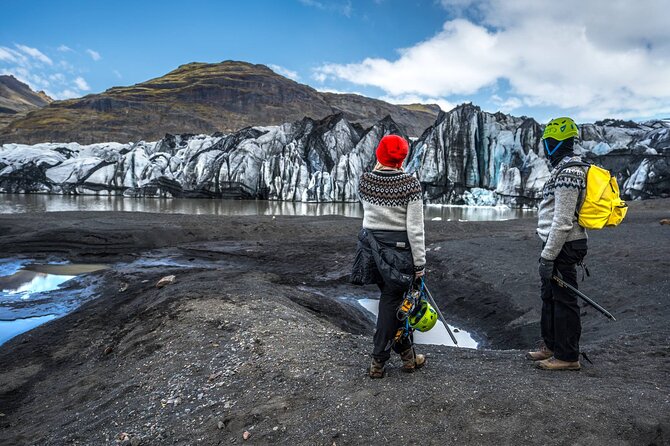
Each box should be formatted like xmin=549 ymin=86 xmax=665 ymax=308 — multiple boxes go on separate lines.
xmin=527 ymin=117 xmax=588 ymax=371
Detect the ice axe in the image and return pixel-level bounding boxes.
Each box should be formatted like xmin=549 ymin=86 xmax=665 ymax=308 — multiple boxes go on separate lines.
xmin=421 ymin=282 xmax=459 ymax=345
xmin=551 ymin=275 xmax=616 ymax=321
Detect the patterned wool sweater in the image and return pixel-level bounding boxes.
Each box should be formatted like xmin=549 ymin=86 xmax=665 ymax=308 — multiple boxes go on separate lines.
xmin=358 ymin=170 xmax=426 ymax=270
xmin=537 ymin=156 xmax=588 ymax=260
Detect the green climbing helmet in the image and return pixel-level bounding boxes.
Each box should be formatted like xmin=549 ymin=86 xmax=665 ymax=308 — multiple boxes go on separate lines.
xmin=409 ymin=300 xmax=438 ymax=332
xmin=542 ymin=117 xmax=579 ymax=141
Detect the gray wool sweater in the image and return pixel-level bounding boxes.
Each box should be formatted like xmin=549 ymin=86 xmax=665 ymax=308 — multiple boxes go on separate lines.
xmin=537 ymin=156 xmax=588 ymax=260
xmin=358 ymin=170 xmax=426 ymax=270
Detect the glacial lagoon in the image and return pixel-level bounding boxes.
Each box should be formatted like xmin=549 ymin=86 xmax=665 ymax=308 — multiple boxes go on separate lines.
xmin=0 ymin=194 xmax=535 ymax=221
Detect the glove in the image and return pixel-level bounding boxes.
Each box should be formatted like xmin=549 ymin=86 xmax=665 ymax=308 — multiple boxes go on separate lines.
xmin=538 ymin=258 xmax=554 ymax=281
xmin=414 ymin=265 xmax=425 ymax=279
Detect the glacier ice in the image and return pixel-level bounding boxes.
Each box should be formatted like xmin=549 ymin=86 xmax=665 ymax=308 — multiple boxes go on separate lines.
xmin=0 ymin=106 xmax=668 ymax=206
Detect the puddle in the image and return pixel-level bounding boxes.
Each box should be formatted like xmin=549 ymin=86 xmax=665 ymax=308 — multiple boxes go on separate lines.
xmin=356 ymin=298 xmax=479 ymax=349
xmin=0 ymin=259 xmax=108 ymax=346
xmin=0 ymin=314 xmax=57 ymax=345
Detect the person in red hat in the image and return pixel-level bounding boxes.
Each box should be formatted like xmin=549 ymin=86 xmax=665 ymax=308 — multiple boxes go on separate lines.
xmin=350 ymin=134 xmax=426 ymax=378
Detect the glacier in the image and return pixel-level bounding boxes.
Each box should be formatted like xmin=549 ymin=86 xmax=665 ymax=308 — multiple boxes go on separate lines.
xmin=0 ymin=105 xmax=668 ymax=206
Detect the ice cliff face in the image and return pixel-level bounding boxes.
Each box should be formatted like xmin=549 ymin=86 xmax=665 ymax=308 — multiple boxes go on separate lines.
xmin=0 ymin=105 xmax=668 ymax=205
xmin=407 ymin=105 xmax=670 ymax=205
xmin=0 ymin=113 xmax=404 ymax=202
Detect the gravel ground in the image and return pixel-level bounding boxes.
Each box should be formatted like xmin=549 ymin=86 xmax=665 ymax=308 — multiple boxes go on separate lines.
xmin=0 ymin=199 xmax=668 ymax=445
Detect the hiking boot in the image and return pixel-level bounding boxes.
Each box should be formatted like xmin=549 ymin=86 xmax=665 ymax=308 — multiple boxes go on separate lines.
xmin=400 ymin=348 xmax=426 ymax=373
xmin=536 ymin=357 xmax=581 ymax=371
xmin=369 ymin=358 xmax=385 ymax=378
xmin=525 ymin=341 xmax=553 ymax=361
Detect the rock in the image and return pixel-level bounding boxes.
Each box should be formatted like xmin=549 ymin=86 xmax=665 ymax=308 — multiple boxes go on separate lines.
xmin=156 ymin=275 xmax=176 ymax=288
xmin=243 ymin=431 xmax=251 ymax=440
xmin=118 ymin=282 xmax=129 ymax=292
xmin=208 ymin=371 xmax=222 ymax=382
xmin=130 ymin=437 xmax=141 ymax=446
xmin=217 ymin=421 xmax=224 ymax=430
xmin=103 ymin=346 xmax=113 ymax=355
xmin=660 ymin=219 xmax=670 ymax=225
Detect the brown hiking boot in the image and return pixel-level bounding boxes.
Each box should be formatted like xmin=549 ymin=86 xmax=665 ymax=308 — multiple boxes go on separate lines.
xmin=369 ymin=359 xmax=385 ymax=378
xmin=525 ymin=341 xmax=553 ymax=361
xmin=400 ymin=348 xmax=426 ymax=373
xmin=536 ymin=357 xmax=581 ymax=371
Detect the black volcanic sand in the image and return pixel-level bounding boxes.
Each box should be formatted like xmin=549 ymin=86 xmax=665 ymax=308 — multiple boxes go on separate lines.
xmin=0 ymin=200 xmax=668 ymax=445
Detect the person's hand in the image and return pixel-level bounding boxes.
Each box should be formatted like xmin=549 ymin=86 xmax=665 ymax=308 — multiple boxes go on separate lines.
xmin=414 ymin=269 xmax=425 ymax=279
xmin=538 ymin=258 xmax=554 ymax=281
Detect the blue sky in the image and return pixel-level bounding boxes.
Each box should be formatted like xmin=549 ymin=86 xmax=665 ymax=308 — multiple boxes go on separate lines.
xmin=2 ymin=0 xmax=669 ymax=123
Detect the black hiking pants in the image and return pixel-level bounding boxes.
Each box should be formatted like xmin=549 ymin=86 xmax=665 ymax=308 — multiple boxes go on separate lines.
xmin=540 ymin=239 xmax=588 ymax=362
xmin=372 ymin=281 xmax=413 ymax=362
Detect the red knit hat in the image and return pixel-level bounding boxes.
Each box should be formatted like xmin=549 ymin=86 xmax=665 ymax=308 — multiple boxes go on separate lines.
xmin=376 ymin=135 xmax=409 ymax=168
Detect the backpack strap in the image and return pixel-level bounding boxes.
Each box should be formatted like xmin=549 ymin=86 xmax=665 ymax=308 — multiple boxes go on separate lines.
xmin=558 ymin=161 xmax=591 ymax=172
xmin=554 ymin=161 xmax=590 ymax=218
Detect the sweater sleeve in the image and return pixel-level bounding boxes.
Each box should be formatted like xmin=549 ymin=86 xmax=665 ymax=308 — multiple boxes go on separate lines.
xmin=541 ymin=167 xmax=586 ymax=260
xmin=407 ymin=196 xmax=426 ymax=269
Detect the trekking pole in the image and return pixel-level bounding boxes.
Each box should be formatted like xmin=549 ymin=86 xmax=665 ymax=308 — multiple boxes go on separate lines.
xmin=551 ymin=275 xmax=616 ymax=321
xmin=422 ymin=283 xmax=459 ymax=345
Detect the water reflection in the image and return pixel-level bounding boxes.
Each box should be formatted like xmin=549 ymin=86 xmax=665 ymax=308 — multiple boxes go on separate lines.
xmin=0 ymin=314 xmax=57 ymax=345
xmin=0 ymin=259 xmax=108 ymax=346
xmin=357 ymin=298 xmax=478 ymax=349
xmin=1 ymin=270 xmax=75 ymax=299
xmin=0 ymin=194 xmax=534 ymax=221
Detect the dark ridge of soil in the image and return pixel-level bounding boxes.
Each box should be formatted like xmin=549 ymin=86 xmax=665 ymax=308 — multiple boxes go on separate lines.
xmin=0 ymin=199 xmax=668 ymax=445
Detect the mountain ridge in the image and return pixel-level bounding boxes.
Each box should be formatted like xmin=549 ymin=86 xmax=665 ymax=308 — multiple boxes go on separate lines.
xmin=0 ymin=61 xmax=439 ymax=144
xmin=0 ymin=75 xmax=52 ymax=130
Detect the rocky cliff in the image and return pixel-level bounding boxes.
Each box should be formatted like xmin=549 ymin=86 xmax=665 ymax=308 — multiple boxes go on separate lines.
xmin=0 ymin=75 xmax=52 ymax=130
xmin=1 ymin=105 xmax=668 ymax=205
xmin=0 ymin=61 xmax=437 ymax=144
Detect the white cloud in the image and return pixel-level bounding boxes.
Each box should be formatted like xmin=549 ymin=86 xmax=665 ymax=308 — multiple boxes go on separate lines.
xmin=0 ymin=43 xmax=95 ymax=100
xmin=15 ymin=44 xmax=53 ymax=65
xmin=57 ymin=45 xmax=73 ymax=52
xmin=86 ymin=49 xmax=101 ymax=61
xmin=298 ymin=0 xmax=352 ymax=17
xmin=58 ymin=60 xmax=76 ymax=72
xmin=380 ymin=94 xmax=455 ymax=113
xmin=0 ymin=46 xmax=25 ymax=63
xmin=49 ymin=73 xmax=66 ymax=83
xmin=0 ymin=67 xmax=50 ymax=90
xmin=74 ymin=76 xmax=90 ymax=91
xmin=314 ymin=86 xmax=365 ymax=96
xmin=268 ymin=64 xmax=300 ymax=81
xmin=490 ymin=94 xmax=522 ymax=113
xmin=316 ymin=0 xmax=670 ymax=120
xmin=53 ymin=89 xmax=81 ymax=100
xmin=317 ymin=20 xmax=505 ymax=97
xmin=113 ymin=69 xmax=122 ymax=79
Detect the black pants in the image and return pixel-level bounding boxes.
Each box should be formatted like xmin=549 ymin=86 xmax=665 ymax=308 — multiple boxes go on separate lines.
xmin=372 ymin=281 xmax=412 ymax=362
xmin=540 ymin=239 xmax=588 ymax=362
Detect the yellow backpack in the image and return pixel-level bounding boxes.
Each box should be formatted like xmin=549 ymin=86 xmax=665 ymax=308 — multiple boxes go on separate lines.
xmin=561 ymin=162 xmax=628 ymax=229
